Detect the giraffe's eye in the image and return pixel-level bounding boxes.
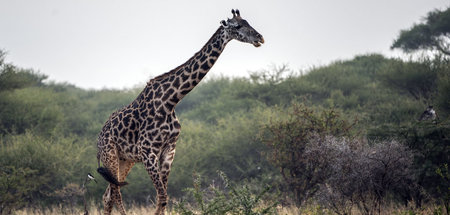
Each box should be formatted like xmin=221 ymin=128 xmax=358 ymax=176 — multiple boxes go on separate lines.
xmin=235 ymin=25 xmax=242 ymax=29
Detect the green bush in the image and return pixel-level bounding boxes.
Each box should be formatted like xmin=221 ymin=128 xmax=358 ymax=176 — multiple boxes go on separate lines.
xmin=0 ymin=133 xmax=94 ymax=210
xmin=174 ymin=171 xmax=277 ymax=215
xmin=378 ymin=57 xmax=438 ymax=101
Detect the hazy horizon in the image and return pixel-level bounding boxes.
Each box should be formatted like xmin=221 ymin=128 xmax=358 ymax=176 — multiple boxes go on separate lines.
xmin=1 ymin=0 xmax=448 ymax=89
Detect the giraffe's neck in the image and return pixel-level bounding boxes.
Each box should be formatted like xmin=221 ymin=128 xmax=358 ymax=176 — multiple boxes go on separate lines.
xmin=138 ymin=26 xmax=231 ymax=111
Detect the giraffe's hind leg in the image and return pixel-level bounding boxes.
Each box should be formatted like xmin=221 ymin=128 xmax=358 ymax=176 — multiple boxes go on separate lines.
xmin=103 ymin=184 xmax=126 ymax=215
xmin=100 ymin=144 xmax=128 ymax=215
xmin=114 ymin=159 xmax=135 ymax=214
xmin=102 ymin=184 xmax=114 ymax=215
xmin=119 ymin=159 xmax=135 ymax=182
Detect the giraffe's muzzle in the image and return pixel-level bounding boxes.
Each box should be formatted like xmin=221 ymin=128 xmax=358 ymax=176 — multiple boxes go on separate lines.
xmin=252 ymin=36 xmax=265 ymax=47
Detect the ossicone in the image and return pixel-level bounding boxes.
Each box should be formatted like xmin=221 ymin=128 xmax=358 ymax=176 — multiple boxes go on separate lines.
xmin=231 ymin=9 xmax=240 ymax=17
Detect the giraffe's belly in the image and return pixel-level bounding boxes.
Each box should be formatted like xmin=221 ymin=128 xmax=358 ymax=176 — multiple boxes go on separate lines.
xmin=116 ymin=138 xmax=143 ymax=162
xmin=147 ymin=114 xmax=181 ymax=156
xmin=116 ymin=113 xmax=181 ymax=161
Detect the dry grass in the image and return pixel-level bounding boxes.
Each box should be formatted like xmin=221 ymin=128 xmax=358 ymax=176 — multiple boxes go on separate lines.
xmin=14 ymin=203 xmax=447 ymax=215
xmin=15 ymin=204 xmax=158 ymax=215
xmin=15 ymin=204 xmax=298 ymax=215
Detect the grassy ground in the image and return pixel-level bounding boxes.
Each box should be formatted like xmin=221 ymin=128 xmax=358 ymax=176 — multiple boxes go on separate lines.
xmin=15 ymin=204 xmax=156 ymax=215
xmin=16 ymin=204 xmax=296 ymax=215
xmin=14 ymin=203 xmax=448 ymax=215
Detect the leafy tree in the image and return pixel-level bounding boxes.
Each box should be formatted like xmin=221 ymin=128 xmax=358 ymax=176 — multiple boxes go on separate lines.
xmin=378 ymin=57 xmax=438 ymax=101
xmin=0 ymin=51 xmax=47 ymax=91
xmin=0 ymin=134 xmax=94 ymax=209
xmin=398 ymin=121 xmax=450 ymax=207
xmin=435 ymin=164 xmax=450 ymax=214
xmin=0 ymin=88 xmax=64 ymax=135
xmin=176 ymin=76 xmax=233 ymax=114
xmin=0 ymin=166 xmax=38 ymax=214
xmin=435 ymin=57 xmax=450 ymax=116
xmin=170 ymin=108 xmax=275 ymax=198
xmin=391 ymin=7 xmax=450 ymax=55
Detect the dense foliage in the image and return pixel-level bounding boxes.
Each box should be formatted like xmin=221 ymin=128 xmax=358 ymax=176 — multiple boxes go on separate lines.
xmin=0 ymin=46 xmax=449 ymax=214
xmin=391 ymin=6 xmax=450 ymax=55
xmin=175 ymin=171 xmax=277 ymax=215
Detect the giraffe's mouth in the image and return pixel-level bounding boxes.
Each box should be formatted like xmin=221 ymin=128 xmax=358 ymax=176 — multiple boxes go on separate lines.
xmin=252 ymin=37 xmax=264 ymax=47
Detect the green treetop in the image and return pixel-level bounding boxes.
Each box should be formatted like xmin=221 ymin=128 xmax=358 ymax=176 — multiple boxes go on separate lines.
xmin=392 ymin=7 xmax=450 ymax=55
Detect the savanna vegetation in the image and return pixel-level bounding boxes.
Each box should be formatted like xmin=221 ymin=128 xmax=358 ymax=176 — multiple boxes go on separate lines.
xmin=1 ymin=6 xmax=449 ymax=215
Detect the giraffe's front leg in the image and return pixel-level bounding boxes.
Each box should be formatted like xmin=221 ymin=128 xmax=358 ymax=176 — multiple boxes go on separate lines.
xmin=160 ymin=148 xmax=176 ymax=191
xmin=143 ymin=153 xmax=167 ymax=215
xmin=157 ymin=147 xmax=176 ymax=214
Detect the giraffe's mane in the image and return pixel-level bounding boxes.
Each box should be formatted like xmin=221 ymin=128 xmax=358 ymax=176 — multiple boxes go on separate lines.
xmin=146 ymin=26 xmax=225 ymax=85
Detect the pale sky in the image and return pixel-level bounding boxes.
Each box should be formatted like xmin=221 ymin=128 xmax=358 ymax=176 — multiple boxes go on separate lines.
xmin=1 ymin=0 xmax=448 ymax=89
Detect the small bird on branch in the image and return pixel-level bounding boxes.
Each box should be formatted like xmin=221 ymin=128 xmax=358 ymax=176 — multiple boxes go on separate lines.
xmin=87 ymin=173 xmax=97 ymax=183
xmin=419 ymin=106 xmax=439 ymax=122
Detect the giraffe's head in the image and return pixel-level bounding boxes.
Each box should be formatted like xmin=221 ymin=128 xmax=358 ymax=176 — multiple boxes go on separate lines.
xmin=220 ymin=9 xmax=264 ymax=47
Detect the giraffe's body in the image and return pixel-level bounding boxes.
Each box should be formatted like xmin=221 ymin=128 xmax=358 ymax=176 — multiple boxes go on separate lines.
xmin=96 ymin=9 xmax=263 ymax=215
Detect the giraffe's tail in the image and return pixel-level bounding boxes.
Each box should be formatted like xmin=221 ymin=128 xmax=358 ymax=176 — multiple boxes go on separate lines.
xmin=97 ymin=167 xmax=129 ymax=186
xmin=97 ymin=151 xmax=101 ymax=169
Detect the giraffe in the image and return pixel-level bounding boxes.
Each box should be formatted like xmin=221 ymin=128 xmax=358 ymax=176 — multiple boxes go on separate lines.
xmin=96 ymin=9 xmax=264 ymax=215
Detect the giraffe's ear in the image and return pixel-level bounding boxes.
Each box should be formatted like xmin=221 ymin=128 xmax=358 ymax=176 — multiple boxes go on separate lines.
xmin=220 ymin=20 xmax=229 ymax=28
